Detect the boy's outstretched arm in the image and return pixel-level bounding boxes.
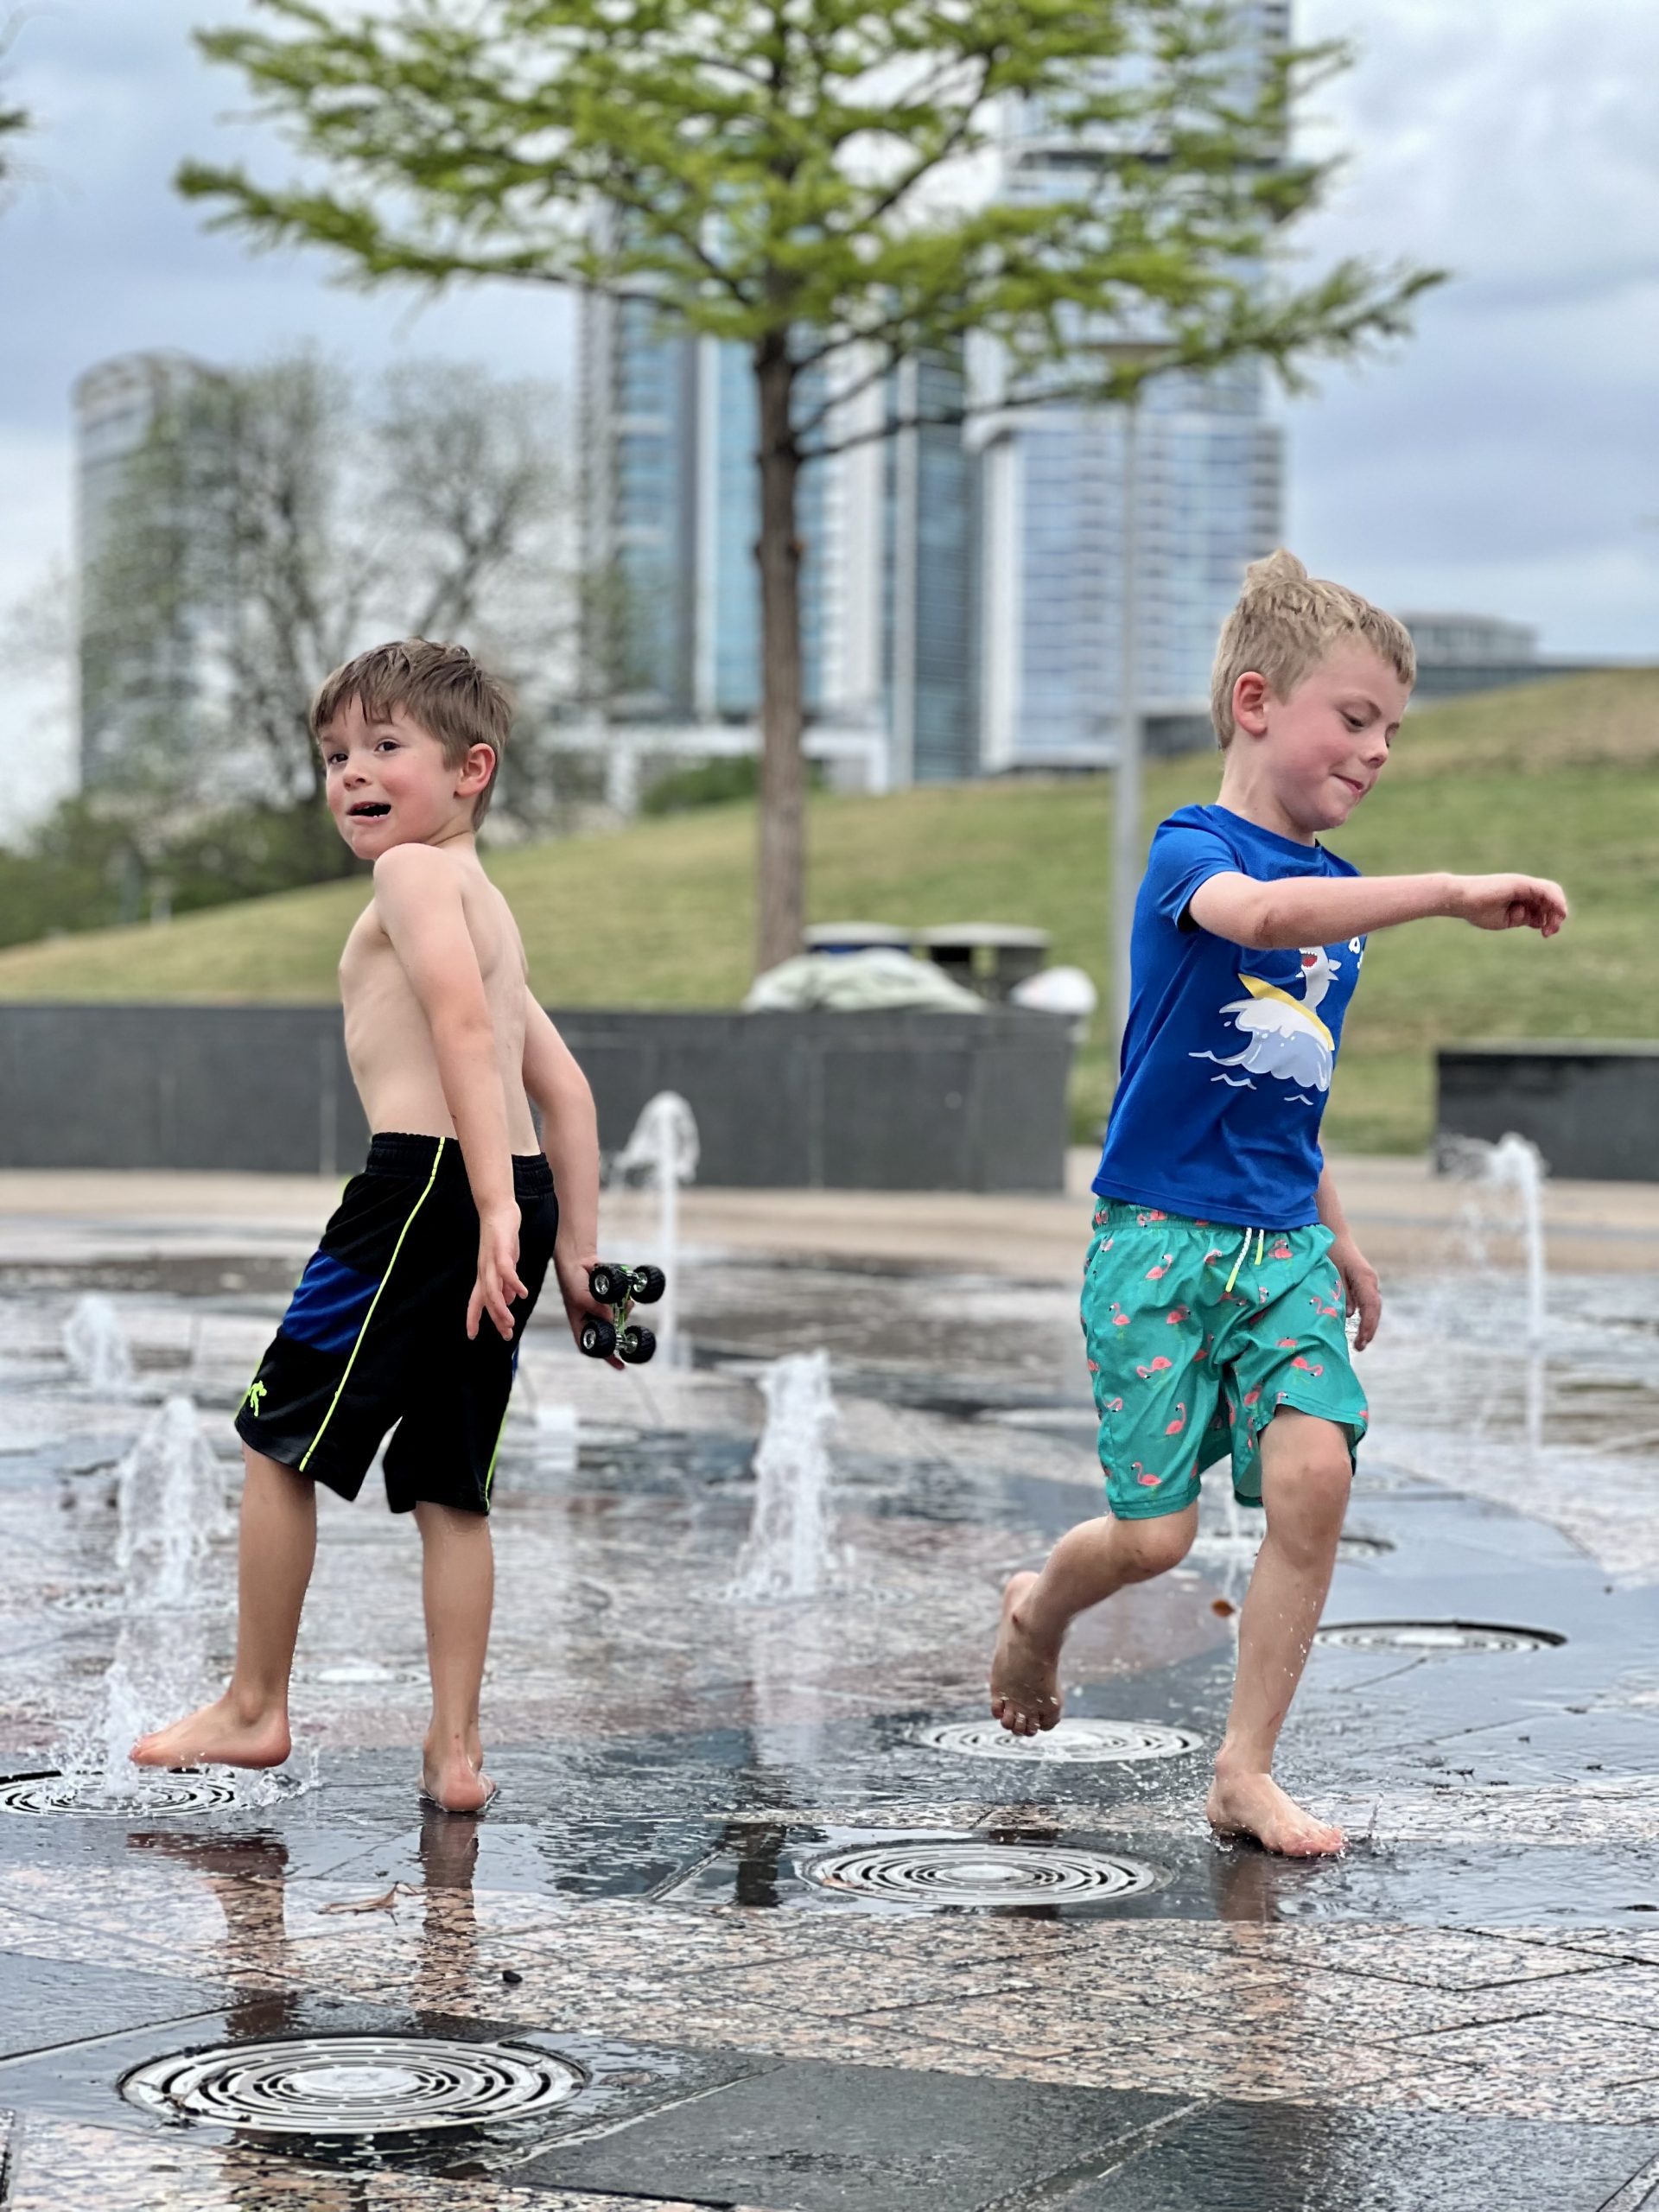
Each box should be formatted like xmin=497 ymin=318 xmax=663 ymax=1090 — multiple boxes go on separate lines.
xmin=1316 ymin=1165 xmax=1381 ymax=1351
xmin=521 ymin=991 xmax=615 ymax=1360
xmin=1190 ymin=870 xmax=1568 ymax=952
xmin=372 ymin=846 xmax=525 ymax=1343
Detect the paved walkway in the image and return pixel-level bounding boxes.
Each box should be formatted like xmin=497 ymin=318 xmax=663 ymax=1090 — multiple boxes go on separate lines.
xmin=0 ymin=1172 xmax=1656 ymax=2207
xmin=3 ymin=1150 xmax=1657 ymax=1275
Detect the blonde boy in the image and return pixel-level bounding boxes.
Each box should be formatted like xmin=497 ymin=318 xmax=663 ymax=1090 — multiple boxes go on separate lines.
xmin=990 ymin=551 xmax=1567 ymax=1854
xmin=135 ymin=639 xmax=607 ymax=1811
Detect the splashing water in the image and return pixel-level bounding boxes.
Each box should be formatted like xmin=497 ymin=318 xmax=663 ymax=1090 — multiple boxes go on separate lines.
xmin=534 ymin=1402 xmax=581 ymax=1477
xmin=1433 ymin=1131 xmax=1550 ymax=1456
xmin=611 ymin=1091 xmax=699 ymax=1370
xmin=62 ymin=1294 xmax=134 ymax=1394
xmin=1482 ymin=1133 xmax=1548 ymax=1453
xmin=115 ymin=1395 xmax=231 ymax=1611
xmin=729 ymin=1351 xmax=837 ymax=1602
xmin=54 ymin=1395 xmax=231 ymax=1802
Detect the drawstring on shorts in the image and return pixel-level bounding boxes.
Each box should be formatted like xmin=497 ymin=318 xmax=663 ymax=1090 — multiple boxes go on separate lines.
xmin=1224 ymin=1226 xmax=1266 ymax=1295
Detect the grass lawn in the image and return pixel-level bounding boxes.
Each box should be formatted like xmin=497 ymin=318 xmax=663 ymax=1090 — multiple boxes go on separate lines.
xmin=2 ymin=669 xmax=1654 ymax=1154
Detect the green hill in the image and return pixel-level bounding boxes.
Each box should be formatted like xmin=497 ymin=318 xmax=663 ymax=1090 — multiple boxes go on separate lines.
xmin=2 ymin=668 xmax=1655 ymax=1153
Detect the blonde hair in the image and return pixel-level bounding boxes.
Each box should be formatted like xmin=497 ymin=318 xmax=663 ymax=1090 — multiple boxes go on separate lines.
xmin=311 ymin=639 xmax=512 ymax=823
xmin=1211 ymin=550 xmax=1415 ymax=747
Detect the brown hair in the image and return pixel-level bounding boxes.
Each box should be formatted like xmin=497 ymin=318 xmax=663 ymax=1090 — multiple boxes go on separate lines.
xmin=1211 ymin=550 xmax=1415 ymax=747
xmin=310 ymin=639 xmax=512 ymax=824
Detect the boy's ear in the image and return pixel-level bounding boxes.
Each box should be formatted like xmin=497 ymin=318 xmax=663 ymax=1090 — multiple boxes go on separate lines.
xmin=1231 ymin=671 xmax=1272 ymax=738
xmin=455 ymin=743 xmax=497 ymax=797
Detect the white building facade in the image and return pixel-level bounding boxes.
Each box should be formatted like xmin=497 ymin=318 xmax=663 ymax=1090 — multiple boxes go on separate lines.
xmin=74 ymin=351 xmax=232 ymax=791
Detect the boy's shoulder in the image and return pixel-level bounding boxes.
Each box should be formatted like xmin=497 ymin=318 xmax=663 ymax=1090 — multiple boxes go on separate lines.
xmin=372 ymin=841 xmax=464 ymax=892
xmin=1152 ymin=804 xmax=1359 ymax=880
xmin=372 ymin=842 xmax=504 ymax=920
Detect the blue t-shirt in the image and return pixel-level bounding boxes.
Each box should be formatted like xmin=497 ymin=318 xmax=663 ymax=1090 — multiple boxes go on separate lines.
xmin=1092 ymin=804 xmax=1366 ymax=1229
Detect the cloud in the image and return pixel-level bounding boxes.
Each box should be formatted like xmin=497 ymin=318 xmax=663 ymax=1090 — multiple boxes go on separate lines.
xmin=1285 ymin=0 xmax=1659 ymax=652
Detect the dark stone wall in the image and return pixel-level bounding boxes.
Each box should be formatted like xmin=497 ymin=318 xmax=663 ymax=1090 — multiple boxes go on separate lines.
xmin=1436 ymin=1044 xmax=1658 ymax=1182
xmin=0 ymin=1004 xmax=1074 ymax=1191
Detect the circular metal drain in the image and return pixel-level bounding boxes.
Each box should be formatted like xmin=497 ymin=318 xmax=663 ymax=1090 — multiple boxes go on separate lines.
xmin=1315 ymin=1619 xmax=1565 ymax=1655
xmin=801 ymin=1840 xmax=1160 ymax=1908
xmin=122 ymin=2035 xmax=587 ymax=2136
xmin=915 ymin=1719 xmax=1204 ymax=1764
xmin=0 ymin=1771 xmax=240 ymax=1817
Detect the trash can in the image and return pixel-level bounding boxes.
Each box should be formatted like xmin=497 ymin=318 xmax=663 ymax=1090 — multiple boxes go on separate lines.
xmin=917 ymin=924 xmax=1052 ymax=1002
xmin=804 ymin=920 xmax=915 ymax=957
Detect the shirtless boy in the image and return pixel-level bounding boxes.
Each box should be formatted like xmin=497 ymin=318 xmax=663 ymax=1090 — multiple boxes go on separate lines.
xmin=989 ymin=550 xmax=1568 ymax=1854
xmin=134 ymin=639 xmax=607 ymax=1811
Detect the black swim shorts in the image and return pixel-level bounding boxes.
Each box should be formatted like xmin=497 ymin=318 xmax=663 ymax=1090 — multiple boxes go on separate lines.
xmin=234 ymin=1133 xmax=559 ymax=1515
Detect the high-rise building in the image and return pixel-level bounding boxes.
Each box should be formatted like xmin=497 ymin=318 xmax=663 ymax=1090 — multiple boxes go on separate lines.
xmin=73 ymin=351 xmax=231 ymax=791
xmin=579 ymin=299 xmax=980 ymax=789
xmin=976 ymin=5 xmax=1287 ymax=769
xmin=581 ymin=2 xmax=1285 ymax=791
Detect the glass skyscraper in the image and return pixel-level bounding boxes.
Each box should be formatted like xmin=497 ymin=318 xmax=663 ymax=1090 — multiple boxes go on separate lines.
xmin=582 ymin=0 xmax=1285 ymax=785
xmin=581 ymin=299 xmax=980 ymax=786
xmin=978 ymin=3 xmax=1287 ymax=768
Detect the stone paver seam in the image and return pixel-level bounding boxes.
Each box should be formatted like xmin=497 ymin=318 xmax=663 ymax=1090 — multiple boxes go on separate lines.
xmin=0 ymin=2000 xmax=232 ymax=2078
xmin=1592 ymin=2145 xmax=1659 ymax=2210
xmin=973 ymin=2095 xmax=1212 ymax=2212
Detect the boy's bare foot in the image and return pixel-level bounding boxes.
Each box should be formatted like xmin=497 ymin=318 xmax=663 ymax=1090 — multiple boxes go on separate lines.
xmin=422 ymin=1739 xmax=496 ymax=1814
xmin=130 ymin=1696 xmax=291 ymax=1772
xmin=1206 ymin=1767 xmax=1344 ymax=1857
xmin=989 ymin=1571 xmax=1064 ymax=1737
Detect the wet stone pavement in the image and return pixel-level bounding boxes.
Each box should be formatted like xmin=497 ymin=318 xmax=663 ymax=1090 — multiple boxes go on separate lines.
xmin=0 ymin=1192 xmax=1658 ymax=2209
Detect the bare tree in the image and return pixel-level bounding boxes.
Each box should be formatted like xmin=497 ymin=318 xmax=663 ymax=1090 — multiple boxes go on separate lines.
xmin=76 ymin=353 xmax=573 ymax=865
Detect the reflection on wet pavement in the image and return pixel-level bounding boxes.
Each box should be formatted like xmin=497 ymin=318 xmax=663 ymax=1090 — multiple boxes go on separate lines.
xmin=0 ymin=1204 xmax=1656 ymax=2209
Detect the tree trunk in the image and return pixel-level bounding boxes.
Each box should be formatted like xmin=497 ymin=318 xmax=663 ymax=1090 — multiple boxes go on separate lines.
xmin=753 ymin=337 xmax=806 ymax=975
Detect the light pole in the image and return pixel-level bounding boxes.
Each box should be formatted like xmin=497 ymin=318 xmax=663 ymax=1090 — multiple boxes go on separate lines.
xmin=1111 ymin=386 xmax=1142 ymax=1065
xmin=1094 ymin=340 xmax=1166 ymax=1070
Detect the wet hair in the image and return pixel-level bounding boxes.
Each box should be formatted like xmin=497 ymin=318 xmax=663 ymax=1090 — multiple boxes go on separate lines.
xmin=310 ymin=639 xmax=512 ymax=824
xmin=1210 ymin=550 xmax=1415 ymax=748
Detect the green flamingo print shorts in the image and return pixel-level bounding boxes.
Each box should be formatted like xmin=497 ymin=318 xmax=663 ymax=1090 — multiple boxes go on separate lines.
xmin=1080 ymin=1199 xmax=1369 ymax=1520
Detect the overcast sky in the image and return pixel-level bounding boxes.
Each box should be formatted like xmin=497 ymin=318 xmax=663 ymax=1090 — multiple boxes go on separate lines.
xmin=1 ymin=0 xmax=1656 ymax=831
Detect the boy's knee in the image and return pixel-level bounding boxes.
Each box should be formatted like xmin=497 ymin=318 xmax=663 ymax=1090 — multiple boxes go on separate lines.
xmin=1262 ymin=1422 xmax=1351 ymax=1547
xmin=1119 ymin=1510 xmax=1197 ymax=1580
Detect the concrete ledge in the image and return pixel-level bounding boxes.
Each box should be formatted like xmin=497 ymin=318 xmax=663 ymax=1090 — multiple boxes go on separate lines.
xmin=1437 ymin=1040 xmax=1659 ymax=1183
xmin=0 ymin=1004 xmax=1073 ymax=1192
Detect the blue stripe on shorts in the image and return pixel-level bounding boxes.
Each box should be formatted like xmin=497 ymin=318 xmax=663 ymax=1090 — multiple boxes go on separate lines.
xmin=281 ymin=1250 xmax=380 ymax=1357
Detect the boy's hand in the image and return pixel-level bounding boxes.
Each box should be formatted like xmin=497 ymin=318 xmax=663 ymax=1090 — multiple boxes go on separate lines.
xmin=1450 ymin=874 xmax=1568 ymax=938
xmin=555 ymin=1243 xmax=622 ymax=1368
xmin=1330 ymin=1234 xmax=1382 ymax=1351
xmin=468 ymin=1204 xmax=527 ymax=1343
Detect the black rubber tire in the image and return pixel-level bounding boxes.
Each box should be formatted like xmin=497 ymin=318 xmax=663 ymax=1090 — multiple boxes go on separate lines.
xmin=618 ymin=1324 xmax=657 ymax=1366
xmin=588 ymin=1262 xmax=629 ymax=1306
xmin=579 ymin=1316 xmax=618 ymax=1360
xmin=629 ymin=1265 xmax=666 ymax=1305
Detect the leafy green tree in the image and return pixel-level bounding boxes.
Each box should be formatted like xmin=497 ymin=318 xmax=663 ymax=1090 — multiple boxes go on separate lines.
xmin=180 ymin=0 xmax=1440 ymax=969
